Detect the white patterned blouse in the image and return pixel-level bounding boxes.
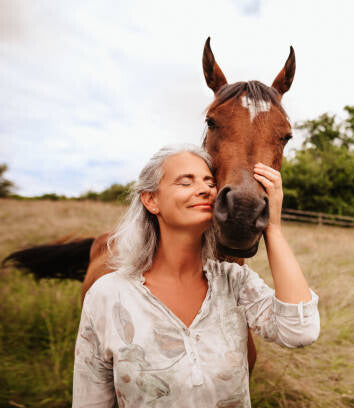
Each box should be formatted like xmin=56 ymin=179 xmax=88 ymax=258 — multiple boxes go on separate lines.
xmin=72 ymin=259 xmax=320 ymax=408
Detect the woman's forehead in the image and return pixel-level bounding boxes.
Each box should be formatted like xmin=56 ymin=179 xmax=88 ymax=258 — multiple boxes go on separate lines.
xmin=162 ymin=152 xmax=212 ymax=179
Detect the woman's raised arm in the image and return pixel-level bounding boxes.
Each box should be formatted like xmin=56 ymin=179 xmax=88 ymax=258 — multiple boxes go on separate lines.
xmin=254 ymin=162 xmax=312 ymax=303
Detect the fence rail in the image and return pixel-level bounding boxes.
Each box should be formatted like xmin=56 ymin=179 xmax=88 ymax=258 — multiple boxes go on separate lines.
xmin=281 ymin=208 xmax=354 ymax=228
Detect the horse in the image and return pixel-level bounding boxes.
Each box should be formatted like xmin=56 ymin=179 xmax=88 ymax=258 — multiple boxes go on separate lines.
xmin=3 ymin=37 xmax=296 ymax=375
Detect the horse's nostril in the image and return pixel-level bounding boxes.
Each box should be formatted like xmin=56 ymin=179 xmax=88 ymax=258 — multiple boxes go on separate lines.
xmin=216 ymin=187 xmax=231 ymax=211
xmin=214 ymin=186 xmax=231 ymax=223
xmin=255 ymin=197 xmax=269 ymax=230
xmin=220 ymin=187 xmax=231 ymax=205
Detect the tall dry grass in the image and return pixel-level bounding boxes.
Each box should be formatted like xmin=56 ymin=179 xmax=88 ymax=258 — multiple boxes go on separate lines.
xmin=247 ymin=223 xmax=354 ymax=407
xmin=1 ymin=199 xmax=353 ymax=407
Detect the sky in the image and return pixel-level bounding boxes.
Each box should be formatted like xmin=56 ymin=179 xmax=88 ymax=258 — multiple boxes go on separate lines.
xmin=1 ymin=0 xmax=353 ymax=196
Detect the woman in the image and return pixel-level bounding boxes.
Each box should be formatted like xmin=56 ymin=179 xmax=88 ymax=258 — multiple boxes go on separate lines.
xmin=72 ymin=144 xmax=320 ymax=407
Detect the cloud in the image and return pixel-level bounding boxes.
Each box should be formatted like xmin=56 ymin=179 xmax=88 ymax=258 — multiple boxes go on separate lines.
xmin=0 ymin=0 xmax=353 ymax=195
xmin=232 ymin=0 xmax=263 ymax=16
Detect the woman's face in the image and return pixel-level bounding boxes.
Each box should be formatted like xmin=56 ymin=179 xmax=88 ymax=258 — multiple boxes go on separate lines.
xmin=150 ymin=152 xmax=217 ymax=232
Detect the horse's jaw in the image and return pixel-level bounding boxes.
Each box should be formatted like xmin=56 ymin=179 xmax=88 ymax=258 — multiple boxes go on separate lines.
xmin=216 ymin=240 xmax=260 ymax=258
xmin=214 ymin=222 xmax=263 ymax=258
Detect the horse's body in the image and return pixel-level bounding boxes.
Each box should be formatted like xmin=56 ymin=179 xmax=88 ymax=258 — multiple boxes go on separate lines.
xmin=3 ymin=38 xmax=295 ymax=376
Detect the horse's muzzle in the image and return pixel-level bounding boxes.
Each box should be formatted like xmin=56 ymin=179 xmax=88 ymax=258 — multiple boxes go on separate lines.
xmin=213 ymin=185 xmax=269 ymax=257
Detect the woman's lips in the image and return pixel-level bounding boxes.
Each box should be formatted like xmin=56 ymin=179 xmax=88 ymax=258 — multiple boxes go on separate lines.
xmin=190 ymin=203 xmax=214 ymax=208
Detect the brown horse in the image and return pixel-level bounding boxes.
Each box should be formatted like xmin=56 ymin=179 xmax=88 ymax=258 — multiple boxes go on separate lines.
xmin=3 ymin=37 xmax=295 ymax=374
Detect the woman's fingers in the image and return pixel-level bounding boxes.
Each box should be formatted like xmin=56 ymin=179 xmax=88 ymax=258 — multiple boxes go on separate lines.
xmin=253 ymin=174 xmax=275 ymax=191
xmin=254 ymin=162 xmax=278 ymax=174
xmin=254 ymin=163 xmax=282 ymax=186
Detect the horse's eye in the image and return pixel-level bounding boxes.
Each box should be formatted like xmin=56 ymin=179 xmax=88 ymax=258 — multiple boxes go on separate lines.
xmin=282 ymin=133 xmax=293 ymax=142
xmin=206 ymin=118 xmax=217 ymax=129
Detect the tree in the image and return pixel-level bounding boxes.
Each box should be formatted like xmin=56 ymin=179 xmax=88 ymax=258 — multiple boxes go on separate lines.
xmin=0 ymin=164 xmax=15 ymax=197
xmin=297 ymin=105 xmax=354 ymax=151
xmin=282 ymin=106 xmax=354 ymax=216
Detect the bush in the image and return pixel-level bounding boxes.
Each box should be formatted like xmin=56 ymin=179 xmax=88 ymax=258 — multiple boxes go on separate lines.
xmin=80 ymin=182 xmax=133 ymax=204
xmin=282 ymin=106 xmax=354 ymax=216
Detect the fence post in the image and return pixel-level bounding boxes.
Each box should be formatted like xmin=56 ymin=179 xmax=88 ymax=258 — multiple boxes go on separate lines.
xmin=318 ymin=213 xmax=323 ymax=225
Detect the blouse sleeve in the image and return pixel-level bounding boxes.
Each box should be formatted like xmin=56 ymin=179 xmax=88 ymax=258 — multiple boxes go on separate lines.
xmin=72 ymin=292 xmax=116 ymax=407
xmin=237 ymin=264 xmax=320 ymax=348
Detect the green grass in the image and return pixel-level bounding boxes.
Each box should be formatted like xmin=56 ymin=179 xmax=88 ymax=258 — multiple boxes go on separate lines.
xmin=0 ymin=270 xmax=81 ymax=408
xmin=1 ymin=199 xmax=354 ymax=407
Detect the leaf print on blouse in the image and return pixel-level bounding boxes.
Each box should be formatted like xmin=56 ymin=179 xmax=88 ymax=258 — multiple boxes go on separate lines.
xmin=119 ymin=344 xmax=150 ymax=367
xmin=136 ymin=372 xmax=170 ymax=403
xmin=216 ymin=392 xmax=246 ymax=408
xmin=216 ymin=351 xmax=244 ymax=382
xmin=84 ymin=354 xmax=114 ymax=384
xmin=225 ymin=351 xmax=244 ymax=367
xmin=153 ymin=330 xmax=185 ymax=358
xmin=240 ymin=284 xmax=267 ymax=300
xmin=116 ymin=344 xmax=171 ymax=404
xmin=113 ymin=301 xmax=171 ymax=404
xmin=81 ymin=323 xmax=101 ymax=355
xmin=113 ymin=301 xmax=135 ymax=344
xmin=80 ymin=324 xmax=113 ymax=383
xmin=250 ymin=307 xmax=277 ymax=342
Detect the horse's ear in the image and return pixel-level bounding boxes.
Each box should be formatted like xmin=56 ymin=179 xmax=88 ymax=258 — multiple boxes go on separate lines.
xmin=272 ymin=46 xmax=296 ymax=96
xmin=203 ymin=37 xmax=227 ymax=93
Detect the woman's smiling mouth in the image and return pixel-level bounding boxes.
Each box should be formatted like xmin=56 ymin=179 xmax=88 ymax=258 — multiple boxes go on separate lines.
xmin=189 ymin=202 xmax=214 ymax=209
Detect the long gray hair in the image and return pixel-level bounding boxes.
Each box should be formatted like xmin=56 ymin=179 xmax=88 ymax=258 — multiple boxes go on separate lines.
xmin=108 ymin=144 xmax=217 ymax=278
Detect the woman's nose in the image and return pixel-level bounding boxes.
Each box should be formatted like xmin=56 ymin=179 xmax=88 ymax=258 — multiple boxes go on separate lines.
xmin=196 ymin=182 xmax=211 ymax=196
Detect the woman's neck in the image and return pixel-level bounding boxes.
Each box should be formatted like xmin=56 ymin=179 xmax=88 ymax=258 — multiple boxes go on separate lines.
xmin=147 ymin=228 xmax=204 ymax=283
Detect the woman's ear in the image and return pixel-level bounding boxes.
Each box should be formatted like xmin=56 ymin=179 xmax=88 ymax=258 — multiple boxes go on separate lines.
xmin=140 ymin=191 xmax=159 ymax=215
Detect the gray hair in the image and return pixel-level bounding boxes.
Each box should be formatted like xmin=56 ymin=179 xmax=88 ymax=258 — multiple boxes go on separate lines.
xmin=107 ymin=144 xmax=217 ymax=278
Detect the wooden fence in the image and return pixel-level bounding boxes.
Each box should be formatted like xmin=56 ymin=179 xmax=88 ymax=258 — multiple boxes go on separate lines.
xmin=281 ymin=208 xmax=354 ymax=228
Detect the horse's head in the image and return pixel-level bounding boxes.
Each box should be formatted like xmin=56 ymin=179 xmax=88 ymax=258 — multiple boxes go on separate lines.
xmin=202 ymin=38 xmax=295 ymax=258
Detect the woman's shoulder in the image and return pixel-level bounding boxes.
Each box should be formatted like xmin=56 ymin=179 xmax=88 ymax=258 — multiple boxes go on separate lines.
xmin=83 ymin=271 xmax=131 ymax=308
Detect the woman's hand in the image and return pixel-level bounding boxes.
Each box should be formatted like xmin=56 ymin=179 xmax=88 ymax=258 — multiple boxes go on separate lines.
xmin=253 ymin=162 xmax=283 ymax=233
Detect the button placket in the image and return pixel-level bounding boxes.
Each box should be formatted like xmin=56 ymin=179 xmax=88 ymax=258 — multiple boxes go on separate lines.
xmin=182 ymin=329 xmax=204 ymax=386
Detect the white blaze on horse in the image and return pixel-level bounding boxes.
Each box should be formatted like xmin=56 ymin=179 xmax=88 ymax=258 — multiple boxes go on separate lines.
xmin=3 ymin=37 xmax=296 ymax=375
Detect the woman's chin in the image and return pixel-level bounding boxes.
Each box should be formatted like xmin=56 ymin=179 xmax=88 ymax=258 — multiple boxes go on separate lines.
xmin=177 ymin=216 xmax=213 ymax=231
xmin=191 ymin=215 xmax=214 ymax=231
xmin=163 ymin=211 xmax=213 ymax=231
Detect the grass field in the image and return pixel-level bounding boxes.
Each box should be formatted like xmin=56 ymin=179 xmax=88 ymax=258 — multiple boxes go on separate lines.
xmin=1 ymin=199 xmax=353 ymax=408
